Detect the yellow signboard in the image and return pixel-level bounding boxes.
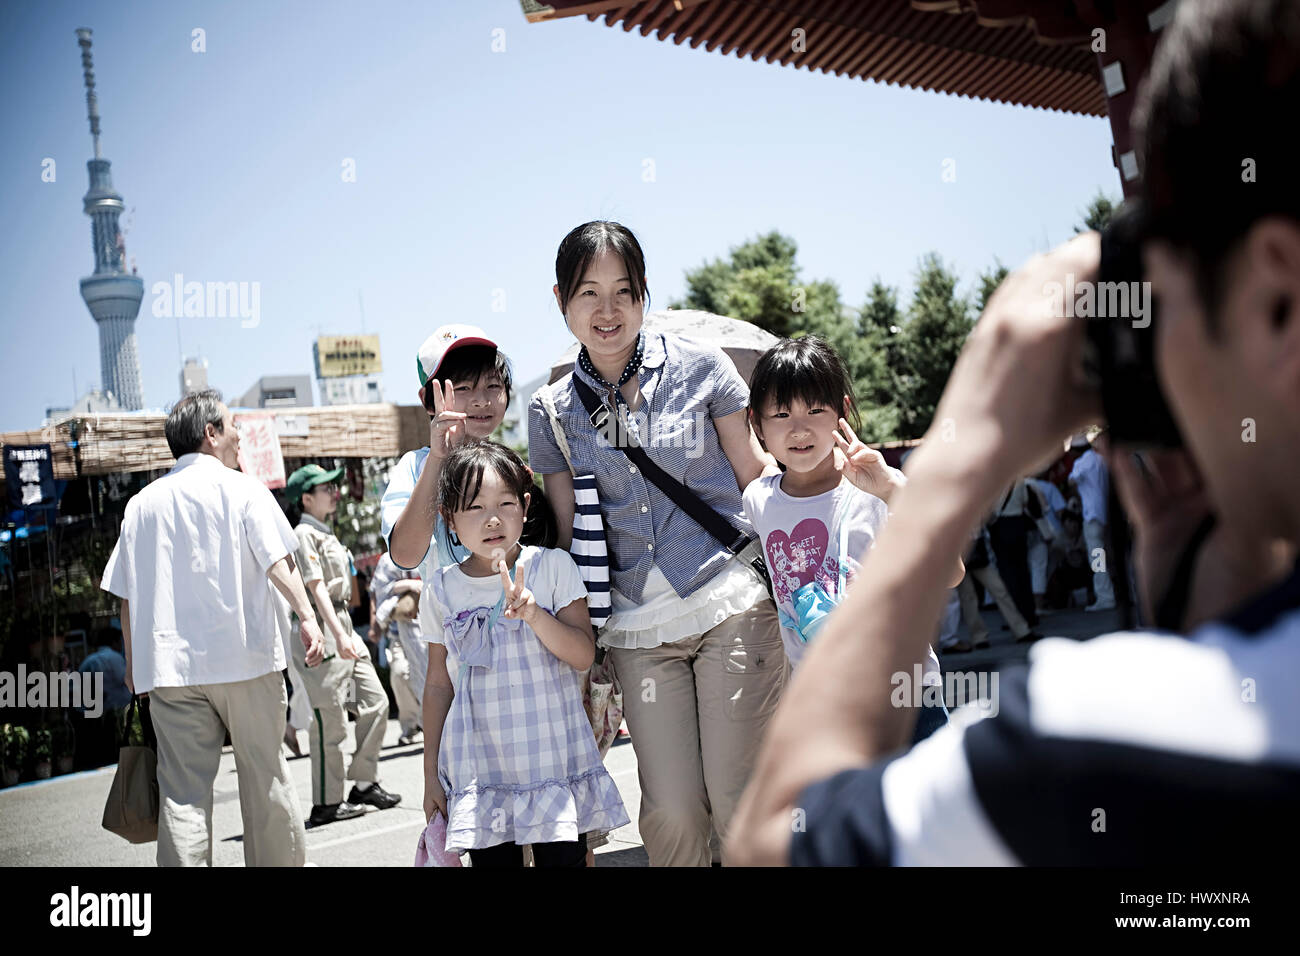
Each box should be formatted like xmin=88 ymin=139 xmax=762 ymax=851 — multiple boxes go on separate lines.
xmin=315 ymin=335 xmax=382 ymax=378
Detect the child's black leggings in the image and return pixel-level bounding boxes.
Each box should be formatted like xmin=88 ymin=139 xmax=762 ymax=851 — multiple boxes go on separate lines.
xmin=468 ymin=832 xmax=588 ymax=868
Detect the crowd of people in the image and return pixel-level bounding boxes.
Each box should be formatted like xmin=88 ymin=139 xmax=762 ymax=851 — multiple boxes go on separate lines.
xmin=98 ymin=0 xmax=1298 ymax=866
xmin=938 ymin=434 xmax=1115 ymax=653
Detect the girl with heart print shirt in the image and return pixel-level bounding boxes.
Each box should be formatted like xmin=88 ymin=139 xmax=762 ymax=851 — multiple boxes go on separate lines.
xmin=742 ymin=337 xmax=963 ymax=709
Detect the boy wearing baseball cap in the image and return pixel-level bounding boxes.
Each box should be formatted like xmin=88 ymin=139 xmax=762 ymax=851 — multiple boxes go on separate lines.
xmin=381 ymin=325 xmax=513 ymax=573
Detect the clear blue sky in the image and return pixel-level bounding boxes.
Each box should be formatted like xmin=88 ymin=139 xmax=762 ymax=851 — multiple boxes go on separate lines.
xmin=1 ymin=0 xmax=1120 ymax=433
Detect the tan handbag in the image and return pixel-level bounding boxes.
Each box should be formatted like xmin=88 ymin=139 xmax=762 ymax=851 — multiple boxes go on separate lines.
xmin=101 ymin=696 xmax=159 ymax=844
xmin=583 ymin=654 xmax=624 ymax=759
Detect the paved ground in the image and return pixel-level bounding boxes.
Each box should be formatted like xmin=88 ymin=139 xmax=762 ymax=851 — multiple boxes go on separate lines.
xmin=0 ymin=605 xmax=1117 ymax=867
xmin=936 ymin=602 xmax=1126 ymax=671
xmin=0 ymin=717 xmax=648 ymax=867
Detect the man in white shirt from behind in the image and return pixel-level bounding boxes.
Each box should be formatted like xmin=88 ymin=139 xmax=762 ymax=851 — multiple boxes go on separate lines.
xmin=101 ymin=390 xmax=326 ymax=867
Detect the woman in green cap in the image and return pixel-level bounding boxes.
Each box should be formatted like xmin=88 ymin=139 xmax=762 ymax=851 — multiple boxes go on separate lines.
xmin=287 ymin=463 xmax=402 ymax=826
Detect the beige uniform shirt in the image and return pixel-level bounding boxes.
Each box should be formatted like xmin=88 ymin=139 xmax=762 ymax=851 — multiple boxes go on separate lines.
xmin=294 ymin=513 xmax=356 ymax=656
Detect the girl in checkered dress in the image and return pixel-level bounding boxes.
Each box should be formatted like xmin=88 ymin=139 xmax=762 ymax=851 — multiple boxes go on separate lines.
xmin=418 ymin=440 xmax=629 ymax=866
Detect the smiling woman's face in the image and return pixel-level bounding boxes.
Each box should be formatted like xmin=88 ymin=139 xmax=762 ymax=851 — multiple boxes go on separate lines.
xmin=557 ymin=250 xmax=645 ymax=368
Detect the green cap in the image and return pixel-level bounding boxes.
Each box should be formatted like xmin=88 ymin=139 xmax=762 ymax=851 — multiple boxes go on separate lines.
xmin=286 ymin=464 xmax=344 ymax=503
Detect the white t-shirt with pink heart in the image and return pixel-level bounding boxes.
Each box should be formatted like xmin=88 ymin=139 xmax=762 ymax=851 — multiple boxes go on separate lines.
xmin=743 ymin=473 xmax=942 ymax=685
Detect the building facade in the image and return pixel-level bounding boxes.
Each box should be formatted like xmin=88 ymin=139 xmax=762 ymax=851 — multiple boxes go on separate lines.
xmin=179 ymin=358 xmax=208 ymax=397
xmin=237 ymin=375 xmax=314 ymax=409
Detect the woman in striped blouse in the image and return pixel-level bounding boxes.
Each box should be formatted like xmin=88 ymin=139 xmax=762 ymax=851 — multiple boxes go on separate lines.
xmin=528 ymin=221 xmax=786 ymax=866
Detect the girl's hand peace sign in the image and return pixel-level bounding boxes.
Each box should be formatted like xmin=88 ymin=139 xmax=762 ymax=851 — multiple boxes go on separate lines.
xmin=498 ymin=554 xmax=538 ymax=625
xmin=427 ymin=379 xmax=470 ymax=461
xmin=833 ymin=417 xmax=906 ymax=503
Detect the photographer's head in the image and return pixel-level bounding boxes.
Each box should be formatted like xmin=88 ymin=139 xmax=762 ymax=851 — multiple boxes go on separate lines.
xmin=1135 ymin=0 xmax=1300 ymax=539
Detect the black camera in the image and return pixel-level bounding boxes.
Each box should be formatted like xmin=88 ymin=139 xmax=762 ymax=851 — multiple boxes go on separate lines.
xmin=1082 ymin=200 xmax=1184 ymax=449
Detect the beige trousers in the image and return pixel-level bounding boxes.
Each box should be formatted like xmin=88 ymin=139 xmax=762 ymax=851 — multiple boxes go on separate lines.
xmin=957 ymin=565 xmax=1031 ymax=642
xmin=609 ymin=600 xmax=787 ymax=867
xmin=150 ymin=669 xmax=306 ymax=867
xmin=292 ymin=633 xmax=389 ymax=806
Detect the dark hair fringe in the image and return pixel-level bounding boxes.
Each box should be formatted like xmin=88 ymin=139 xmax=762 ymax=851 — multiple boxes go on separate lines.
xmin=424 ymin=345 xmax=514 ymax=411
xmin=748 ymin=335 xmax=862 ymax=433
xmin=437 ymin=440 xmax=557 ymax=550
xmin=555 ymin=221 xmax=650 ymax=316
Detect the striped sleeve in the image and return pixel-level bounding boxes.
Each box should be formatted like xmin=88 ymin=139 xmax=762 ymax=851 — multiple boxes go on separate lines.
xmin=966 ymin=631 xmax=1300 ymax=865
xmin=790 ymin=705 xmax=1019 ymax=866
xmin=790 ymin=763 xmax=893 ymax=866
xmin=792 ymin=622 xmax=1300 ymax=866
xmin=570 ymin=473 xmax=611 ymax=629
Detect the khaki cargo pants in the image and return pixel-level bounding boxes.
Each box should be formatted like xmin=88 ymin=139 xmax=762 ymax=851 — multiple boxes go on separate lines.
xmin=609 ymin=600 xmax=787 ymax=866
xmin=291 ymin=619 xmax=388 ymax=807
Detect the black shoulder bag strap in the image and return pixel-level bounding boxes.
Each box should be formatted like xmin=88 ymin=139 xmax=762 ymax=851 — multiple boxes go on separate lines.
xmin=571 ymin=376 xmax=772 ymax=593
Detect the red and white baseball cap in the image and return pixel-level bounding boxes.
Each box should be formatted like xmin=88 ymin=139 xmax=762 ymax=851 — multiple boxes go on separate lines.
xmin=415 ymin=325 xmax=497 ymax=388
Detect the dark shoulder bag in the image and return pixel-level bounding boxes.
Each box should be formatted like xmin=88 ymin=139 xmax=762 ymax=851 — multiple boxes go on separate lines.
xmin=101 ymin=695 xmax=159 ymax=844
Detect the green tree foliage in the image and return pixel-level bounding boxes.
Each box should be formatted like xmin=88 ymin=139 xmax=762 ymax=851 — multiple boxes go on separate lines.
xmin=672 ymin=231 xmax=849 ymax=344
xmin=976 ymin=258 xmax=1009 ymax=315
xmin=896 ymin=253 xmax=973 ymax=438
xmin=851 ymin=280 xmax=907 ymax=442
xmin=1075 ymin=190 xmax=1119 ymax=234
xmin=675 ymin=235 xmax=998 ymax=442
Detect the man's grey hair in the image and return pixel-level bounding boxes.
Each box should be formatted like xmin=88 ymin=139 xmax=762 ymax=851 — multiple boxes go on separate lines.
xmin=165 ymin=389 xmax=226 ymax=459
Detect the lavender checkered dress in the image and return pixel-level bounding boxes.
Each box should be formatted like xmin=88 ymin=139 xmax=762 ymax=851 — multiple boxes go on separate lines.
xmin=429 ymin=547 xmax=630 ymax=852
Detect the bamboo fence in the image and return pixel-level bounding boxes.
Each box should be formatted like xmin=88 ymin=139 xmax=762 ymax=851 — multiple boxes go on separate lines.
xmin=0 ymin=403 xmax=429 ymax=482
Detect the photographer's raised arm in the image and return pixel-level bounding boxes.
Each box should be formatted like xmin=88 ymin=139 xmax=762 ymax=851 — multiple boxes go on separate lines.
xmin=728 ymin=234 xmax=1105 ymax=866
